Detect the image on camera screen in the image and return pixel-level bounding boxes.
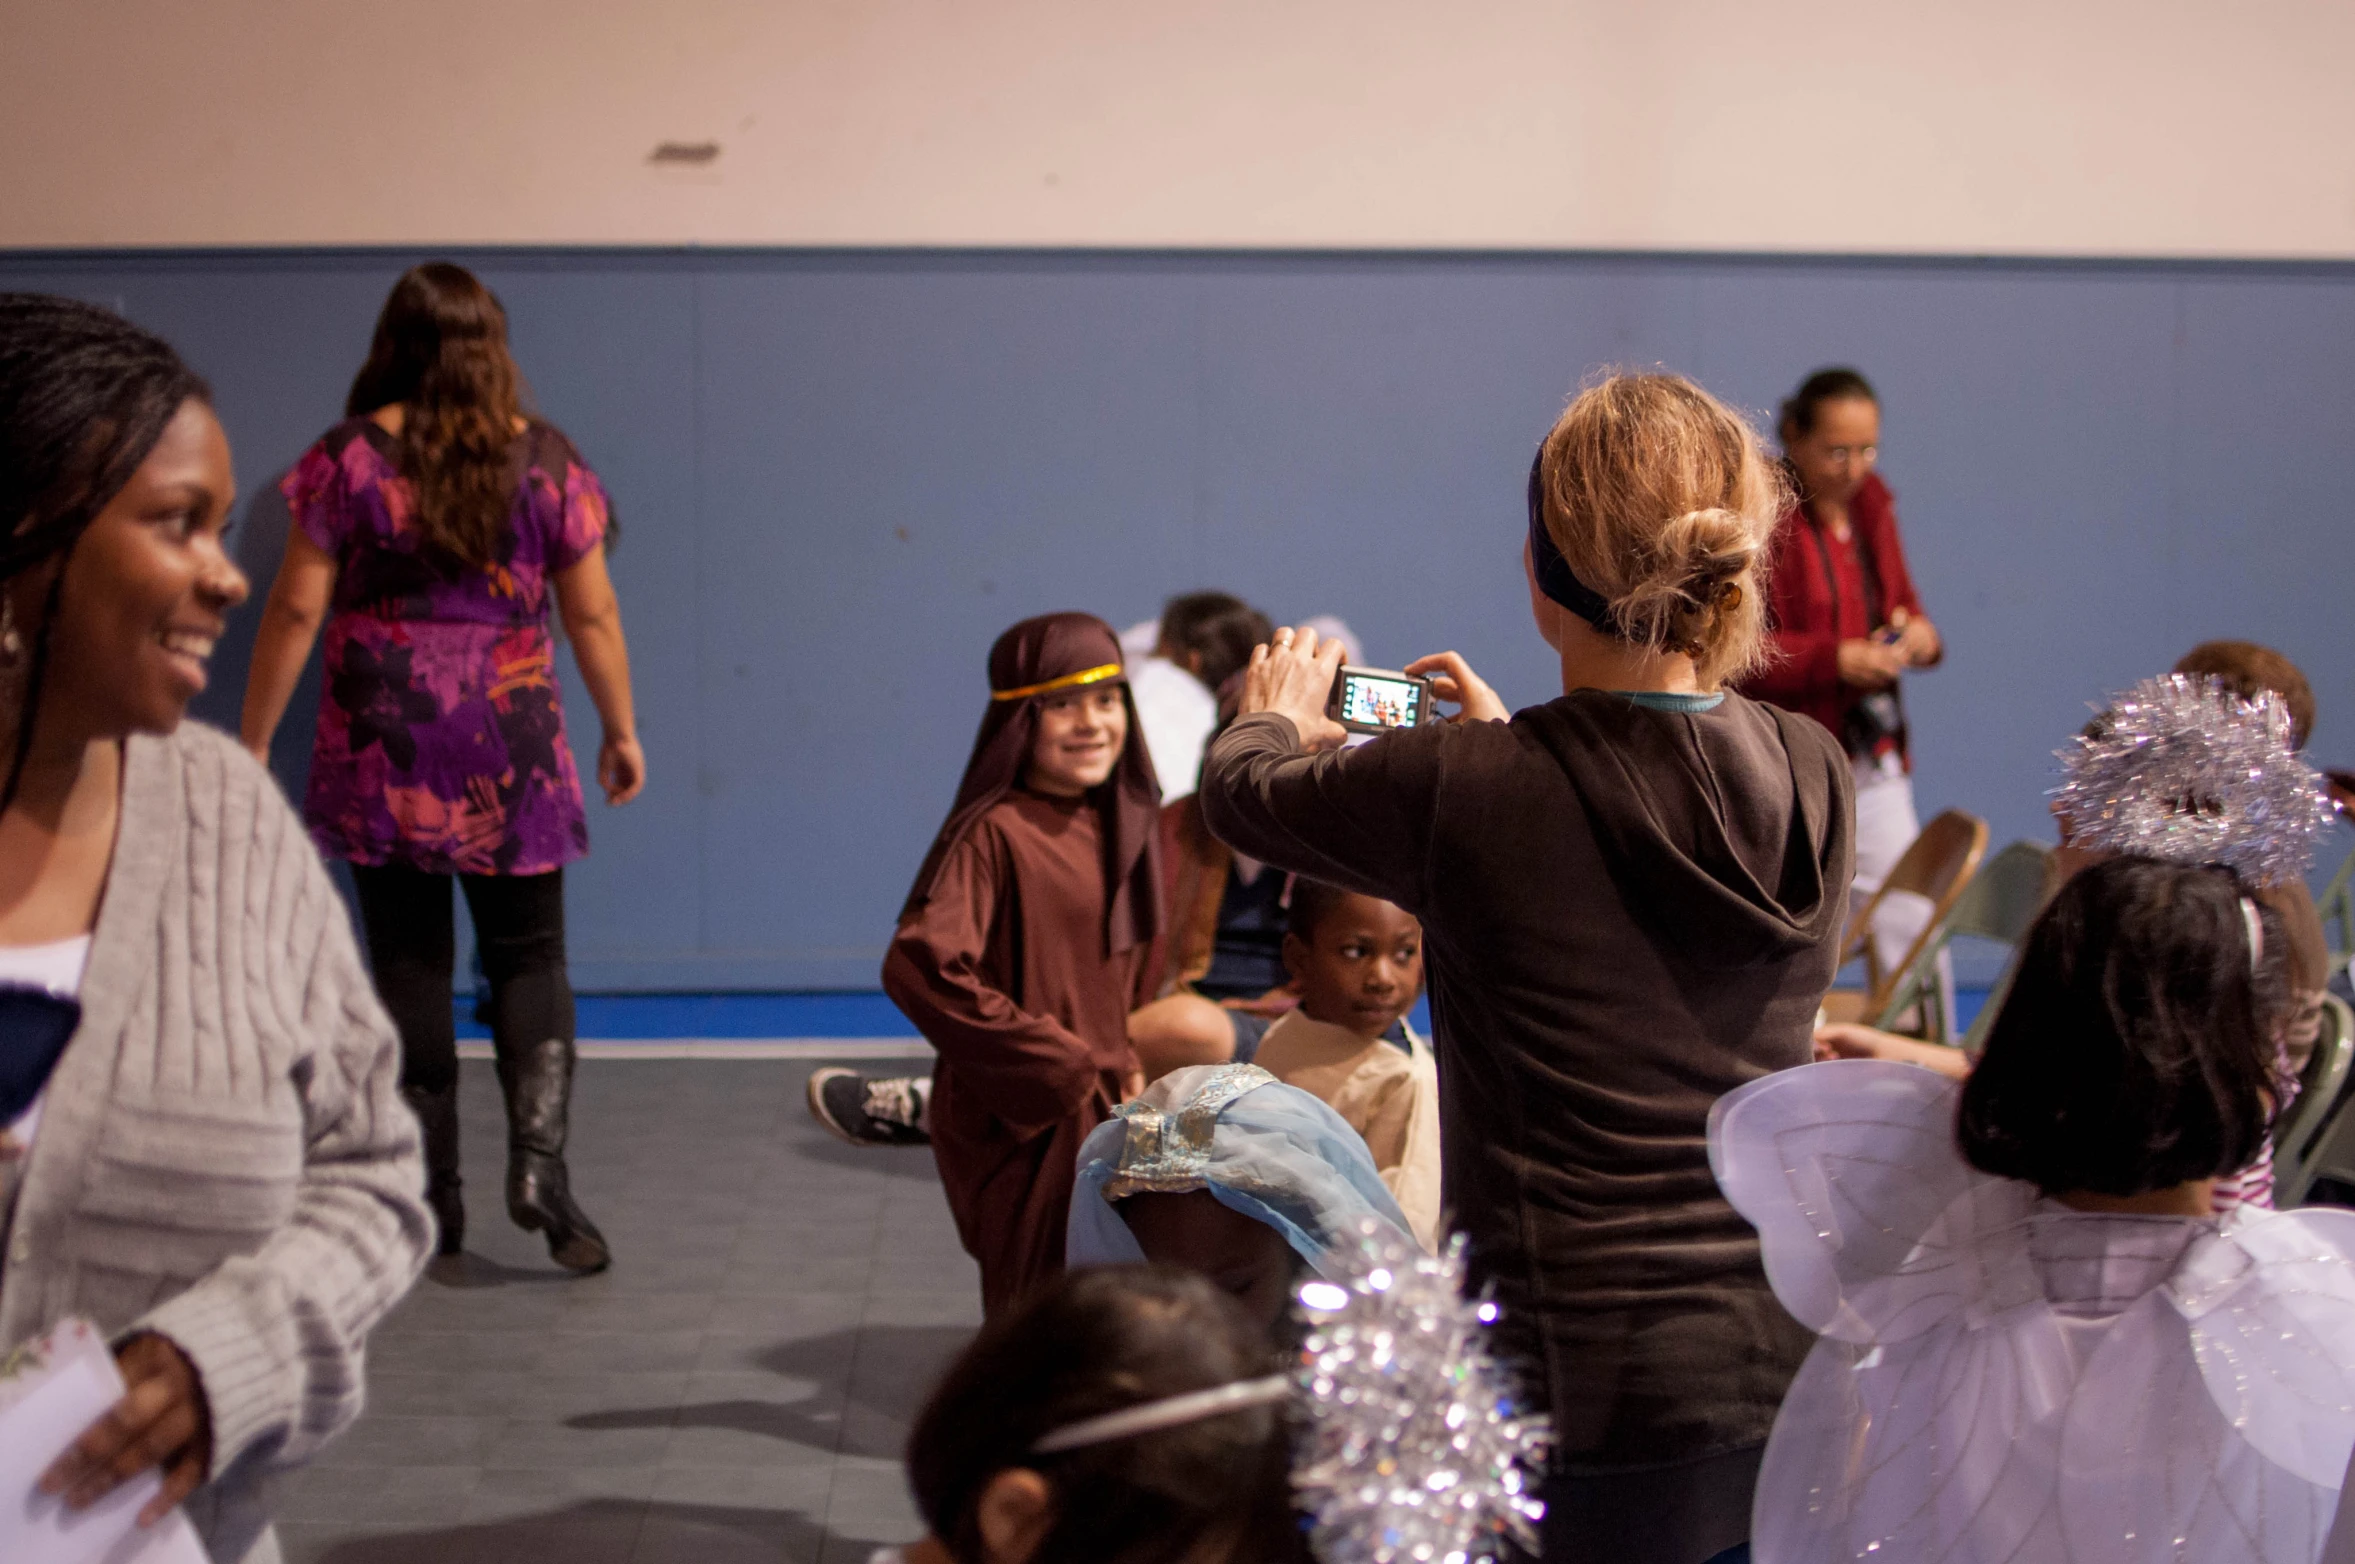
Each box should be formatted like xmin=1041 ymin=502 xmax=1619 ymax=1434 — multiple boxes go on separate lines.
xmin=1341 ymin=674 xmax=1421 ymax=729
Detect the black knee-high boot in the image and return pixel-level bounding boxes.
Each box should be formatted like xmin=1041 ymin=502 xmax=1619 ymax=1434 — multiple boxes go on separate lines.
xmin=402 ymin=1083 xmax=466 ymax=1257
xmin=496 ymin=1035 xmax=611 ymax=1274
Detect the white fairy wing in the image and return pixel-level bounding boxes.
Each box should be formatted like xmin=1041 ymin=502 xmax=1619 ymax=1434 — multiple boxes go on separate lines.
xmin=1757 ymin=1313 xmax=2077 ymax=1563
xmin=2062 ymin=1286 xmax=2338 ymax=1561
xmin=2184 ymin=1210 xmax=2355 ymax=1486
xmin=1720 ymin=1064 xmax=2086 ymax=1561
xmin=2052 ymin=1208 xmax=2355 ymax=1564
xmin=1719 ymin=1063 xmax=2355 ymax=1563
xmin=1711 ymin=1059 xmax=2039 ymax=1345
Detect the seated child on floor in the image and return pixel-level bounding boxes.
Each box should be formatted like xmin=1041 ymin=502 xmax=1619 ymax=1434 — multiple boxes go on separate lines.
xmin=1066 ymin=1063 xmax=1418 ymax=1334
xmin=1715 ymin=854 xmax=2355 ymax=1564
xmin=1249 ymin=878 xmax=1442 ymax=1249
xmin=889 ymin=1264 xmax=1306 ymax=1564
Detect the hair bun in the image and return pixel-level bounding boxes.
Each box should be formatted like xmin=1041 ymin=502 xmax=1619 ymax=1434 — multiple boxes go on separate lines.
xmin=1541 ymin=371 xmax=1785 ymax=684
xmin=1662 ymin=507 xmax=1758 ymax=586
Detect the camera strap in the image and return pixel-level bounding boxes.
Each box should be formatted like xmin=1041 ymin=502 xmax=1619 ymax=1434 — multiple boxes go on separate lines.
xmin=1805 ymin=507 xmax=1886 ymax=634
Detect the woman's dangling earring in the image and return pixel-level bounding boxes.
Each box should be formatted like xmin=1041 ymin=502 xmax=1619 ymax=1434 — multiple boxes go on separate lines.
xmin=0 ymin=594 xmax=23 ymax=668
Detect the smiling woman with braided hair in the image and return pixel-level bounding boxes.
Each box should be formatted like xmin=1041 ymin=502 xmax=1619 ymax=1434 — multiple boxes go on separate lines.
xmin=0 ymin=293 xmax=428 ymax=1564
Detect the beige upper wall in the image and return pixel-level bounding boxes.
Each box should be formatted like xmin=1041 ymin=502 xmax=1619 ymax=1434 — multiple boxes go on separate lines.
xmin=7 ymin=0 xmax=2351 ymax=255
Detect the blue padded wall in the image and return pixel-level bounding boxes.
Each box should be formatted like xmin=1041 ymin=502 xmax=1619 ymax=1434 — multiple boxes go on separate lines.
xmin=3 ymin=248 xmax=2348 ymax=988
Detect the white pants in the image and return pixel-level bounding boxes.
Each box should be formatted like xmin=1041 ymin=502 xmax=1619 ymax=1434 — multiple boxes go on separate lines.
xmin=1852 ymin=754 xmax=1950 ymax=1024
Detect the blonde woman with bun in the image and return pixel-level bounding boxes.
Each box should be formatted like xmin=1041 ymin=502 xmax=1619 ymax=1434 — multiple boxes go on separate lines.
xmin=1199 ymin=373 xmax=1853 ymax=1564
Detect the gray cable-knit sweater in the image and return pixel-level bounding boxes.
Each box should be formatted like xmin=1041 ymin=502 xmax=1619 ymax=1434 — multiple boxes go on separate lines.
xmin=0 ymin=722 xmax=430 ymax=1564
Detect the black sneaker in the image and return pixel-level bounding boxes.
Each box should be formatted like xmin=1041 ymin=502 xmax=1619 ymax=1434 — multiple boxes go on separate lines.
xmin=806 ymin=1068 xmax=932 ymax=1147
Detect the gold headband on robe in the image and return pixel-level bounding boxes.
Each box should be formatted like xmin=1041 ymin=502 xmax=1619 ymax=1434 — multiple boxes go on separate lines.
xmin=990 ymin=662 xmax=1124 ymax=702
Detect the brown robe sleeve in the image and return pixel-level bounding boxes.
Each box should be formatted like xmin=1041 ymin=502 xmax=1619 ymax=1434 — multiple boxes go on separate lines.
xmin=1197 ymin=713 xmax=1450 ymax=916
xmin=881 ymin=824 xmax=1103 ymax=1137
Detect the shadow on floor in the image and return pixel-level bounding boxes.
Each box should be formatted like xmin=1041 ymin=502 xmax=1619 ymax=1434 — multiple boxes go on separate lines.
xmin=568 ymin=1324 xmax=972 ymax=1460
xmin=421 ymin=1251 xmax=582 ymax=1290
xmin=311 ymin=1496 xmax=891 ymax=1564
xmin=785 ymin=1130 xmax=945 ymax=1183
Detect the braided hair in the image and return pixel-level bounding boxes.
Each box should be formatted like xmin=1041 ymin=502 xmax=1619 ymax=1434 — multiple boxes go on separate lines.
xmin=0 ymin=294 xmax=210 ymax=811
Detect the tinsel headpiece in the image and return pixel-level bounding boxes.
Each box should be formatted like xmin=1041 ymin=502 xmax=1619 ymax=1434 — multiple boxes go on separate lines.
xmin=2053 ymin=673 xmax=2332 ymax=883
xmin=1291 ymin=1225 xmax=1550 ymax=1564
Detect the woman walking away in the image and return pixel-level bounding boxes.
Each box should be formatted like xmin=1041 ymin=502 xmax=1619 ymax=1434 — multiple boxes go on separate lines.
xmin=0 ymin=294 xmax=428 ymax=1564
xmin=1201 ymin=373 xmax=1851 ymax=1564
xmin=243 ymin=262 xmax=644 ymax=1273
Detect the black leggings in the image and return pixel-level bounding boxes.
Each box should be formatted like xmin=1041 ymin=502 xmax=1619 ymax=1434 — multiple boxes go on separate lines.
xmin=352 ymin=865 xmax=575 ymax=1095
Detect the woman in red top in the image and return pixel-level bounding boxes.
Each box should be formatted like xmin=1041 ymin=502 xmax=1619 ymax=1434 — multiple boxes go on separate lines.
xmin=1738 ymin=368 xmax=1943 ymax=982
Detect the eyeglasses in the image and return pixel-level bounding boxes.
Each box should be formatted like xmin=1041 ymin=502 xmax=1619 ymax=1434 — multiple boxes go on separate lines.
xmin=1820 ymin=445 xmax=1878 ymax=467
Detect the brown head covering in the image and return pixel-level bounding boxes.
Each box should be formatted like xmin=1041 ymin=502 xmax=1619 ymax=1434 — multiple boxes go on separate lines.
xmin=901 ymin=612 xmax=1164 ymax=953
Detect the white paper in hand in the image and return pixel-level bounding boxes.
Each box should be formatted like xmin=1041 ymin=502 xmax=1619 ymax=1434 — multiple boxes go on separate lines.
xmin=0 ymin=1319 xmax=210 ymax=1564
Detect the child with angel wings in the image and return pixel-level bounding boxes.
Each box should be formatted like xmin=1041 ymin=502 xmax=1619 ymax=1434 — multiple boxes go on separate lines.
xmin=1717 ymin=825 xmax=2355 ymax=1559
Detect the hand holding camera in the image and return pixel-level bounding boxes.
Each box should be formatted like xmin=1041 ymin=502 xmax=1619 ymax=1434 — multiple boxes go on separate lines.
xmin=1242 ymin=625 xmax=1351 ymax=750
xmin=1404 ymin=651 xmax=1509 ymax=725
xmin=1246 ymin=628 xmax=1513 ymax=749
xmin=1838 ymin=638 xmax=1906 ymax=689
xmin=1842 ymin=607 xmax=1939 ymax=692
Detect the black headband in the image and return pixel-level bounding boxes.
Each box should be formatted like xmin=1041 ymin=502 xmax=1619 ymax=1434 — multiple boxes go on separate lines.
xmin=1526 ymin=448 xmax=1623 ymax=637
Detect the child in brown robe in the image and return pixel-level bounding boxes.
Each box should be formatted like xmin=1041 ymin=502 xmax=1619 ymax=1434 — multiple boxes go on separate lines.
xmin=1248 ymin=879 xmax=1443 ymax=1249
xmin=881 ymin=612 xmax=1164 ymax=1315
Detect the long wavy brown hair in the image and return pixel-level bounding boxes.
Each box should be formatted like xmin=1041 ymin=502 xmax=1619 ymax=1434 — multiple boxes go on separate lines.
xmin=345 ymin=262 xmax=524 ymax=570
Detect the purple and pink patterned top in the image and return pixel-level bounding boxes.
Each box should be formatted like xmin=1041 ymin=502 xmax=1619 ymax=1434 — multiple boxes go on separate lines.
xmin=283 ymin=418 xmax=611 ymax=877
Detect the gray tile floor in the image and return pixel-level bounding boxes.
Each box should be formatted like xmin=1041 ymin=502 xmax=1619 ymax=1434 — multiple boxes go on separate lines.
xmin=276 ymin=1055 xmax=972 ymax=1564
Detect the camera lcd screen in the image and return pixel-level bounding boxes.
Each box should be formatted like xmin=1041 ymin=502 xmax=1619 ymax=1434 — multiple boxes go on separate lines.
xmin=1339 ymin=671 xmax=1425 ymax=730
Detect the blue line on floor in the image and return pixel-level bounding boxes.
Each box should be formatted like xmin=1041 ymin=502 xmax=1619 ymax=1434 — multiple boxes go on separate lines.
xmin=453 ymin=989 xmax=1989 ymax=1044
xmin=453 ymin=990 xmax=921 ymax=1041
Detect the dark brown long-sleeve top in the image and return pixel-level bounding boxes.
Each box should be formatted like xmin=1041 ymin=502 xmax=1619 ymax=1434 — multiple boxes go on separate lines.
xmin=1200 ymin=693 xmax=1853 ymax=1471
xmin=882 ymin=791 xmax=1156 ymax=1314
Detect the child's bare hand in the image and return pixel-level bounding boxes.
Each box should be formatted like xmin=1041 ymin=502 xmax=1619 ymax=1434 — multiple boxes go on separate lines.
xmin=1405 ymin=651 xmax=1508 ymax=725
xmin=1814 ymin=1023 xmax=1972 ymax=1079
xmin=1241 ymin=626 xmax=1349 ymax=751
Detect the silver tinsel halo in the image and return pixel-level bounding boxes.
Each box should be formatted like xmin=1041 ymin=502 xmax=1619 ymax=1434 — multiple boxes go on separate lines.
xmin=2053 ymin=673 xmax=2332 ymax=883
xmin=1290 ymin=1225 xmax=1550 ymax=1564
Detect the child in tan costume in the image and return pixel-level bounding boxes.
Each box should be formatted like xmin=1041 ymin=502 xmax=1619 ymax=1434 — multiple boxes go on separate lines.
xmin=1248 ymin=878 xmax=1443 ymax=1249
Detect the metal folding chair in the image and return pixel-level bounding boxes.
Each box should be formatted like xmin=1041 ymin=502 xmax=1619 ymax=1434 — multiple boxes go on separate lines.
xmin=1872 ymin=839 xmax=2058 ymax=1049
xmin=2276 ymin=994 xmax=2355 ymax=1208
xmin=2316 ymin=846 xmax=2355 ymax=967
xmin=1820 ymin=810 xmax=1989 ymax=1029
